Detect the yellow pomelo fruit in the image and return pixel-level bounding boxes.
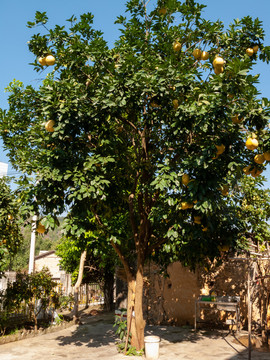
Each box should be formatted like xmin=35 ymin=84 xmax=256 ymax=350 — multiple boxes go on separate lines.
xmin=193 ymin=48 xmax=202 ymax=60
xmin=172 ymin=99 xmax=179 ymax=109
xmin=213 ymin=56 xmax=225 ymax=67
xmin=220 ymin=185 xmax=229 ymax=196
xmin=201 ymin=51 xmax=209 ymax=60
xmin=158 ymin=8 xmax=167 ymax=15
xmin=253 ymin=45 xmax=259 ymax=53
xmin=250 ymin=167 xmax=263 ymax=178
xmin=150 ymin=101 xmax=160 ymax=108
xmin=215 ymin=144 xmax=225 ymax=155
xmin=194 ymin=216 xmax=202 ymax=224
xmin=246 ymin=48 xmax=254 ymax=56
xmin=38 ymin=57 xmax=47 ymax=66
xmin=254 ymin=154 xmax=265 ymax=165
xmin=214 ymin=66 xmax=224 ymax=75
xmin=182 ymin=174 xmax=190 ymax=186
xmin=37 ymin=223 xmax=46 ymax=234
xmin=245 ymin=137 xmax=259 ymax=150
xmin=173 ymin=41 xmax=182 ymax=52
xmin=243 ymin=165 xmax=252 ymax=175
xmin=232 ymin=114 xmax=242 ymax=124
xmin=45 ymin=120 xmax=55 ymax=132
xmin=263 ymin=151 xmax=270 ymax=161
xmin=181 ymin=202 xmax=190 ymax=210
xmin=45 ymin=55 xmax=56 ymax=66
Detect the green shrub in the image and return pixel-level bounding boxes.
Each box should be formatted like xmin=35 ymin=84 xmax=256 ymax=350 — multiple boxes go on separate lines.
xmin=1 ymin=267 xmax=60 ymax=331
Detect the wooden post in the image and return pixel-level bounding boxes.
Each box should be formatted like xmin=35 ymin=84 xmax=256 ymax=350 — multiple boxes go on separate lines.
xmin=28 ymin=215 xmax=37 ymax=274
xmin=125 ymin=290 xmax=135 ymax=354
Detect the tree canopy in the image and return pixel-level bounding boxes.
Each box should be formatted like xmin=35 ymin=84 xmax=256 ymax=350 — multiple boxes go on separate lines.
xmin=1 ymin=0 xmax=270 ymax=349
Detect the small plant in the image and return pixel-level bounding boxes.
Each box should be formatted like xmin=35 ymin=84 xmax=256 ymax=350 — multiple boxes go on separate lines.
xmin=59 ymin=294 xmax=74 ymax=311
xmin=113 ymin=310 xmax=143 ymax=356
xmin=0 ymin=311 xmax=9 ymax=336
xmin=114 ymin=312 xmax=127 ymax=341
xmin=116 ymin=342 xmax=144 ymax=356
xmin=54 ymin=313 xmax=63 ymax=325
xmin=7 ymin=327 xmax=19 ymax=336
xmin=2 ymin=268 xmax=60 ymax=331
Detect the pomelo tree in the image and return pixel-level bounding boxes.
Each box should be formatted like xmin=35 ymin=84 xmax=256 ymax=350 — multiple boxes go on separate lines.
xmin=1 ymin=0 xmax=270 ymax=350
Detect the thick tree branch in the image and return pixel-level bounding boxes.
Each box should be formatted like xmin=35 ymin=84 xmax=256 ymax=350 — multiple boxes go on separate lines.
xmin=110 ymin=239 xmax=133 ymax=281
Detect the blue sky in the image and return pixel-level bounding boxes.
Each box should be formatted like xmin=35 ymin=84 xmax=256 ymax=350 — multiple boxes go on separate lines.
xmin=0 ymin=0 xmax=270 ymax=184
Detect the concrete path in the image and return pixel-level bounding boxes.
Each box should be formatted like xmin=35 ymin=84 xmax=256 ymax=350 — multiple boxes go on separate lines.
xmin=0 ymin=311 xmax=269 ymax=360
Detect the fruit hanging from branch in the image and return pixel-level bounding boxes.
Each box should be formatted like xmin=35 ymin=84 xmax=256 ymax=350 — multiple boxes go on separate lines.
xmin=182 ymin=174 xmax=190 ymax=186
xmin=200 ymin=51 xmax=209 ymax=60
xmin=37 ymin=223 xmax=45 ymax=234
xmin=193 ymin=48 xmax=202 ymax=60
xmin=38 ymin=57 xmax=47 ymax=66
xmin=45 ymin=55 xmax=56 ymax=66
xmin=246 ymin=48 xmax=254 ymax=56
xmin=215 ymin=144 xmax=225 ymax=155
xmin=253 ymin=45 xmax=259 ymax=53
xmin=232 ymin=114 xmax=243 ymax=124
xmin=220 ymin=185 xmax=229 ymax=196
xmin=173 ymin=41 xmax=182 ymax=52
xmin=45 ymin=120 xmax=55 ymax=132
xmin=194 ymin=216 xmax=202 ymax=224
xmin=254 ymin=154 xmax=265 ymax=165
xmin=243 ymin=165 xmax=252 ymax=175
xmin=263 ymin=151 xmax=270 ymax=161
xmin=245 ymin=137 xmax=259 ymax=150
xmin=158 ymin=8 xmax=167 ymax=15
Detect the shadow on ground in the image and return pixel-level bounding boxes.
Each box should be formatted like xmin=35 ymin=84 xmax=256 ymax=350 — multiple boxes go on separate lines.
xmin=56 ymin=310 xmax=228 ymax=348
xmin=56 ymin=311 xmax=116 ymax=348
xmin=55 ymin=310 xmax=270 ymax=359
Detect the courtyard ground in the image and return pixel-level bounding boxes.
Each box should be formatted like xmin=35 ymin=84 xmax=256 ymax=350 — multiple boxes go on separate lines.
xmin=0 ymin=310 xmax=269 ymax=360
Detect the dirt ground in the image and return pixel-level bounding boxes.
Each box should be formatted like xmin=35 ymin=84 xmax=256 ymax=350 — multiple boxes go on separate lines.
xmin=0 ymin=309 xmax=269 ymax=360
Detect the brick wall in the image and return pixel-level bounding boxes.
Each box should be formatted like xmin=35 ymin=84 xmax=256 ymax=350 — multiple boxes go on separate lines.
xmin=144 ymin=262 xmax=201 ymax=326
xmin=144 ymin=258 xmax=270 ymax=329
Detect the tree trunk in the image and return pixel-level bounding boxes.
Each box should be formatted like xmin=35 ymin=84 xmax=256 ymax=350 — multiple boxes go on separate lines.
xmin=126 ymin=262 xmax=146 ymax=351
xmin=110 ymin=238 xmax=146 ymax=351
xmin=73 ymin=249 xmax=87 ymax=323
xmin=261 ymin=295 xmax=268 ymax=345
xmin=103 ymin=265 xmax=115 ymax=311
xmin=260 ymin=291 xmax=270 ymax=346
xmin=34 ymin=314 xmax=38 ymax=332
xmin=127 ymin=278 xmax=137 ymax=348
xmin=85 ymin=285 xmax=89 ymax=309
xmin=134 ymin=262 xmax=146 ymax=350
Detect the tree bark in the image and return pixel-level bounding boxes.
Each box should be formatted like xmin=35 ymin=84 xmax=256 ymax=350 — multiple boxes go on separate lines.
xmin=127 ymin=277 xmax=138 ymax=348
xmin=134 ymin=262 xmax=146 ymax=350
xmin=125 ymin=254 xmax=146 ymax=351
xmin=73 ymin=249 xmax=87 ymax=323
xmin=261 ymin=295 xmax=268 ymax=345
xmin=85 ymin=285 xmax=89 ymax=309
